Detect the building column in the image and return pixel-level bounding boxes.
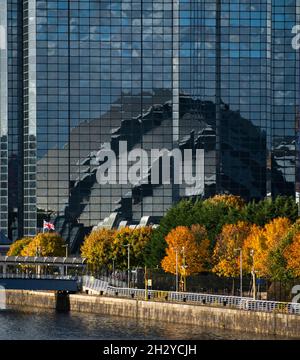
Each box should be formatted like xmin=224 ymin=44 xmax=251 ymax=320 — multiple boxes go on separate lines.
xmin=23 ymin=0 xmax=37 ymax=237
xmin=0 ymin=0 xmax=8 ymax=238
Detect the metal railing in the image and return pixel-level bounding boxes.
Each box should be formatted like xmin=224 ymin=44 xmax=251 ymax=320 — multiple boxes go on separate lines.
xmin=82 ymin=276 xmax=300 ymax=315
xmin=82 ymin=275 xmax=109 ymax=292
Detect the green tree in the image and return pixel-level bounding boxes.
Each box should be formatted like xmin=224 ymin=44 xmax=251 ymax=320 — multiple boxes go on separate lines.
xmin=112 ymin=227 xmax=153 ymax=270
xmin=241 ymin=196 xmax=298 ymax=226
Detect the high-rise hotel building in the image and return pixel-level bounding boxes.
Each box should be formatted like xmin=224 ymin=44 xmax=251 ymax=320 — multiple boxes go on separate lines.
xmin=0 ymin=1 xmax=299 ymax=248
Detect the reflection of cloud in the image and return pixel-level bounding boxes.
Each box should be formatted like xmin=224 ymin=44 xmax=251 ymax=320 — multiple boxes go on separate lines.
xmin=132 ymin=19 xmax=141 ymax=26
xmin=132 ymin=50 xmax=140 ymax=57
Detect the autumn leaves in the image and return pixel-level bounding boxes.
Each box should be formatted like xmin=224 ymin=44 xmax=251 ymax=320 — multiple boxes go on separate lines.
xmin=161 ymin=225 xmax=210 ymax=276
xmin=7 ymin=232 xmax=66 ymax=257
xmin=161 ymin=216 xmax=300 ymax=281
xmin=212 ymin=218 xmax=300 ymax=280
xmin=160 ymin=196 xmax=300 ymax=281
xmin=81 ymin=227 xmax=153 ymax=272
xmin=7 ymin=194 xmax=300 ymax=284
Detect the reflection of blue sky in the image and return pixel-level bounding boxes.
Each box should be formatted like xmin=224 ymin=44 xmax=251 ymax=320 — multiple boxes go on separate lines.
xmin=36 ymin=0 xmax=175 ymax=157
xmin=35 ymin=0 xmax=298 ymax=160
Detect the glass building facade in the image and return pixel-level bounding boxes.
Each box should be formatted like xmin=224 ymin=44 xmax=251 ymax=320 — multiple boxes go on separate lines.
xmin=0 ymin=0 xmax=299 ymax=248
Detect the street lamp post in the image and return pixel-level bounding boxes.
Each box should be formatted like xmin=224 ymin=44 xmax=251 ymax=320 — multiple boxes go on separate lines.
xmin=112 ymin=258 xmax=115 ymax=286
xmin=62 ymin=244 xmax=68 ymax=258
xmin=62 ymin=244 xmax=69 ymax=276
xmin=181 ymin=246 xmax=187 ymax=292
xmin=250 ymin=249 xmax=256 ymax=300
xmin=234 ymin=248 xmax=243 ymax=297
xmin=36 ymin=246 xmax=41 ymax=276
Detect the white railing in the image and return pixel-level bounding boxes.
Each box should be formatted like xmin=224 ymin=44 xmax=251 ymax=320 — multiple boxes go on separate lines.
xmin=82 ymin=275 xmax=108 ymax=293
xmin=82 ymin=276 xmax=300 ymax=315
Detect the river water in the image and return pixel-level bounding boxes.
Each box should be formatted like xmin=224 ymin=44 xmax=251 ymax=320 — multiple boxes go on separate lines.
xmin=0 ymin=306 xmax=288 ymax=340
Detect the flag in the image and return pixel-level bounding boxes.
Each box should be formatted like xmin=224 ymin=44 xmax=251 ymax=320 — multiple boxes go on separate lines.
xmin=43 ymin=220 xmax=55 ymax=231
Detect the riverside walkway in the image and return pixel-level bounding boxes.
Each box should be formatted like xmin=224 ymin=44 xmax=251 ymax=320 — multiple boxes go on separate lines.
xmin=82 ymin=275 xmax=300 ymax=316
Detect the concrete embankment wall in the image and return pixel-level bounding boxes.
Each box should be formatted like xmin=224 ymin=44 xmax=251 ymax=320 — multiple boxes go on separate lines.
xmin=6 ymin=290 xmax=56 ymax=309
xmin=5 ymin=290 xmax=300 ymax=338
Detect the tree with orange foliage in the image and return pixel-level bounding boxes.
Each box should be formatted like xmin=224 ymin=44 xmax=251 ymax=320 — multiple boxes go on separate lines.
xmin=212 ymin=221 xmax=251 ymax=277
xmin=284 ymin=233 xmax=300 ymax=277
xmin=204 ymin=194 xmax=245 ymax=210
xmin=190 ymin=224 xmax=211 ymax=270
xmin=243 ymin=217 xmax=291 ymax=278
xmin=161 ymin=225 xmax=209 ymax=277
xmin=242 ymin=224 xmax=266 ymax=275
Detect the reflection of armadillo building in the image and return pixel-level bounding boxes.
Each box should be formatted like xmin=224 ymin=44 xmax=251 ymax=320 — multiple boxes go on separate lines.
xmin=36 ymin=94 xmax=269 ymax=252
xmin=1 ymin=1 xmax=299 ymax=251
xmin=272 ymin=138 xmax=296 ymax=197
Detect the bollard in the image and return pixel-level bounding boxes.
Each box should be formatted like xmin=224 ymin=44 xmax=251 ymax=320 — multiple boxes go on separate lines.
xmin=223 ymin=300 xmax=227 ymax=306
xmin=202 ymin=299 xmax=206 ymax=305
xmin=183 ymin=297 xmax=187 ymax=303
xmin=85 ymin=290 xmax=89 ymax=295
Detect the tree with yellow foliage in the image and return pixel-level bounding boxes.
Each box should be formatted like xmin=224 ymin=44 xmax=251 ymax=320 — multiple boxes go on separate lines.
xmin=81 ymin=226 xmax=153 ymax=271
xmin=212 ymin=221 xmax=251 ymax=277
xmin=81 ymin=228 xmax=115 ymax=272
xmin=161 ymin=225 xmax=210 ymax=276
xmin=264 ymin=217 xmax=291 ymax=250
xmin=243 ymin=217 xmax=291 ymax=278
xmin=21 ymin=232 xmax=66 ymax=257
xmin=7 ymin=237 xmax=33 ymax=256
